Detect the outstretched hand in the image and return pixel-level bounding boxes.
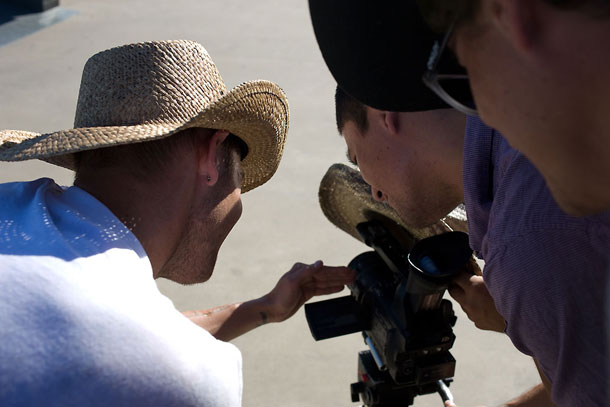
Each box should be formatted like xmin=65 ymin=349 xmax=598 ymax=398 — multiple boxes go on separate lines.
xmin=262 ymin=260 xmax=355 ymax=323
xmin=183 ymin=261 xmax=354 ymax=341
xmin=448 ymin=271 xmax=505 ymax=333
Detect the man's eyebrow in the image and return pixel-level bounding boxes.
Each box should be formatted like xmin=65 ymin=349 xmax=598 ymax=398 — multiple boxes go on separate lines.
xmin=346 ymin=149 xmax=358 ymax=166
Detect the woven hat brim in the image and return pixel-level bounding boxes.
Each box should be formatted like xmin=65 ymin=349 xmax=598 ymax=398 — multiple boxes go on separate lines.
xmin=319 ymin=163 xmax=470 ymax=242
xmin=319 ymin=163 xmax=480 ymax=275
xmin=0 ymin=80 xmax=288 ymax=193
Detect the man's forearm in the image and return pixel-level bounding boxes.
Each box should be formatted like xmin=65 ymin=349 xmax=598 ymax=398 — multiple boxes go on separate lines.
xmin=182 ymin=296 xmax=270 ymax=342
xmin=504 ymin=383 xmax=555 ymax=407
xmin=181 ymin=261 xmax=355 ymax=342
xmin=504 ymin=359 xmax=555 ymax=407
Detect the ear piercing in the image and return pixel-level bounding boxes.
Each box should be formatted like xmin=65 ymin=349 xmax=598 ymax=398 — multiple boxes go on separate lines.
xmin=207 ymin=175 xmax=211 ymax=182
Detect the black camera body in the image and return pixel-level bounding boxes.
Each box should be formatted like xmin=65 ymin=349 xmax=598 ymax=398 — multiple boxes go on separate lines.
xmin=304 ymin=220 xmax=472 ymax=406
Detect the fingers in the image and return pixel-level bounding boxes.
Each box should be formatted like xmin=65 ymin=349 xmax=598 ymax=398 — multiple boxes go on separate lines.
xmin=304 ymin=273 xmax=352 ymax=289
xmin=452 ymin=271 xmax=473 ymax=289
xmin=450 ymin=272 xmax=485 ymax=301
xmin=313 ymin=265 xmax=355 ymax=284
xmin=294 ymin=261 xmax=354 ymax=279
xmin=289 ymin=261 xmax=320 ymax=272
xmin=448 ymin=282 xmax=466 ymax=304
xmin=289 ymin=261 xmax=354 ymax=299
xmin=304 ymin=283 xmax=346 ymax=297
xmin=286 ymin=260 xmax=323 ymax=282
xmin=466 ymin=258 xmax=483 ymax=276
xmin=285 ymin=261 xmax=354 ymax=291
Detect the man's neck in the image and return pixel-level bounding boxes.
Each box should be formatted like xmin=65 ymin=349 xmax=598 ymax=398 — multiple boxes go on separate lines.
xmin=443 ymin=109 xmax=466 ymax=202
xmin=74 ymin=170 xmax=193 ymax=276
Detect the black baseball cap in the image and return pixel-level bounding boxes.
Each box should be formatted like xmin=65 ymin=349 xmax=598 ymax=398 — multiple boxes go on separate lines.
xmin=308 ymin=0 xmax=471 ymax=112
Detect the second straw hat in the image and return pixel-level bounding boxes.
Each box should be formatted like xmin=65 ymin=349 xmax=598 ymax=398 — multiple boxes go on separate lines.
xmin=319 ymin=163 xmax=468 ymax=244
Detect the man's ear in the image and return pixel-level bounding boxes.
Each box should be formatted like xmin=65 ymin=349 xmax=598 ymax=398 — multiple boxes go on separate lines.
xmin=369 ymin=107 xmax=400 ymax=137
xmin=490 ymin=0 xmax=540 ymax=52
xmin=198 ymin=129 xmax=229 ymax=186
xmin=383 ymin=111 xmax=400 ymax=137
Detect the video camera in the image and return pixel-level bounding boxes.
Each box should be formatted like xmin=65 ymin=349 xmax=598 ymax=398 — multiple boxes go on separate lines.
xmin=304 ymin=220 xmax=472 ymax=406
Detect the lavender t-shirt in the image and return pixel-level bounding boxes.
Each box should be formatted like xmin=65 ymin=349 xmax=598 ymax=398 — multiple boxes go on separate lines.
xmin=463 ymin=116 xmax=610 ymax=406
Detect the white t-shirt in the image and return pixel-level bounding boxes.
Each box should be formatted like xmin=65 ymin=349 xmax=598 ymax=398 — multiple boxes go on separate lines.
xmin=0 ymin=178 xmax=243 ymax=407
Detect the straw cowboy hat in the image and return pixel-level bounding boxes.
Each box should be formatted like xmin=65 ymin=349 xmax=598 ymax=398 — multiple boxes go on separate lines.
xmin=319 ymin=163 xmax=481 ymax=274
xmin=0 ymin=40 xmax=289 ymax=193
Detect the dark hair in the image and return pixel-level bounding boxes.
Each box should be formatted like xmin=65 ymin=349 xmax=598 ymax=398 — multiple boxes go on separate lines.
xmin=547 ymin=0 xmax=610 ymax=17
xmin=418 ymin=0 xmax=610 ymax=32
xmin=335 ymin=86 xmax=369 ymax=134
xmin=417 ymin=0 xmax=479 ymax=33
xmin=74 ymin=128 xmax=246 ymax=183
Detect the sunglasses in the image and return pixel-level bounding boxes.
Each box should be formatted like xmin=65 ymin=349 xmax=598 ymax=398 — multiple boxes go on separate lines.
xmin=422 ymin=20 xmax=478 ymax=117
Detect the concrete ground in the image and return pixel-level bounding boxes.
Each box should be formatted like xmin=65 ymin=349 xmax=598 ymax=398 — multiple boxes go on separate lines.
xmin=0 ymin=1 xmax=539 ymax=406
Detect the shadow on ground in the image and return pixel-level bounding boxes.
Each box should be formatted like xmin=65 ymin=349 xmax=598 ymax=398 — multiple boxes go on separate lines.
xmin=0 ymin=3 xmax=76 ymax=47
xmin=0 ymin=2 xmax=36 ymax=25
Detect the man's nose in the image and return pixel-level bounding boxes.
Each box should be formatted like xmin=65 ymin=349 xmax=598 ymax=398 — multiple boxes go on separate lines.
xmin=371 ymin=187 xmax=386 ymax=202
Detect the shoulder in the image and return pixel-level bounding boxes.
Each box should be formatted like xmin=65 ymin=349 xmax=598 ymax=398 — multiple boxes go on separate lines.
xmin=0 ymin=256 xmax=242 ymax=406
xmin=486 ymin=131 xmax=610 ymax=241
xmin=0 ymin=178 xmax=60 ymax=207
xmin=0 ymin=178 xmax=146 ymax=259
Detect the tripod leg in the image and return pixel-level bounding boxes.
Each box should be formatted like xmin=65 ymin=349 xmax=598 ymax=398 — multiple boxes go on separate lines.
xmin=437 ymin=380 xmax=454 ymax=405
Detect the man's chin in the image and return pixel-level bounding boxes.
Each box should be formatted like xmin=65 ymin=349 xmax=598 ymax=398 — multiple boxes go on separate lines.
xmin=158 ymin=259 xmax=216 ymax=286
xmin=395 ymin=207 xmax=455 ymax=230
xmin=395 ymin=208 xmax=434 ymax=230
xmin=166 ymin=271 xmax=213 ymax=286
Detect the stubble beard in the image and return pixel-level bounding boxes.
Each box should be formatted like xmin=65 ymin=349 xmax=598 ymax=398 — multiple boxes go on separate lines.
xmin=392 ymin=184 xmax=461 ymax=230
xmin=158 ymin=213 xmax=218 ymax=285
